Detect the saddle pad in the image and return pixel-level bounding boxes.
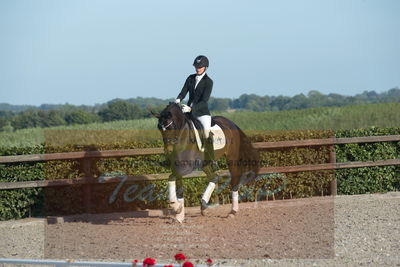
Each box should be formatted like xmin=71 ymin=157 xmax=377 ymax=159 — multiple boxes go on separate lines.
xmin=190 ymin=121 xmax=226 ymax=152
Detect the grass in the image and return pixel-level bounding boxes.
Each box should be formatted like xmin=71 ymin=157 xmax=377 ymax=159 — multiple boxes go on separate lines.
xmin=1 ymin=102 xmax=399 ymax=148
xmin=215 ymin=102 xmax=400 ymax=130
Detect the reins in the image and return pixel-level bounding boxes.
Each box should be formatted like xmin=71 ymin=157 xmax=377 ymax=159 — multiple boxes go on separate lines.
xmin=159 ymin=103 xmax=197 ymax=146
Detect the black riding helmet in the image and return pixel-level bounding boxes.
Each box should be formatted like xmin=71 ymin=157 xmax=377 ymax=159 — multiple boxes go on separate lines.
xmin=193 ymin=55 xmax=209 ymax=68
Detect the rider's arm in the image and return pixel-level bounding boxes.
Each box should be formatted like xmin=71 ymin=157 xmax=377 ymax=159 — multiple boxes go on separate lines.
xmin=176 ymin=76 xmax=191 ymax=102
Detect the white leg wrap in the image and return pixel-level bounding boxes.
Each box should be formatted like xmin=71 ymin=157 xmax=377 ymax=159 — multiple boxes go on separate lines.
xmin=232 ymin=190 xmax=239 ymax=212
xmin=168 ymin=181 xmax=177 ymax=203
xmin=201 ymin=182 xmax=216 ymax=204
xmin=176 ymin=198 xmax=185 ymax=223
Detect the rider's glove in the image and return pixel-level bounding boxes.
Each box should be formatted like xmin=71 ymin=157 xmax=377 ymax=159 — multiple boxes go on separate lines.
xmin=175 ymin=98 xmax=181 ymax=104
xmin=181 ymin=104 xmax=191 ymax=113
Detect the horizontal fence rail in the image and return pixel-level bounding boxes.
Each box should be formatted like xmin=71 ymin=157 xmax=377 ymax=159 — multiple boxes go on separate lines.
xmin=0 ymin=148 xmax=165 ymax=164
xmin=0 ymin=135 xmax=399 ymax=193
xmin=1 ymin=135 xmax=399 ymax=164
xmin=1 ymin=158 xmax=400 ymax=191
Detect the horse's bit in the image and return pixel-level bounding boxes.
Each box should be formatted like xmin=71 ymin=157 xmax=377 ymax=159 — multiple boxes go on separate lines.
xmin=159 ymin=120 xmax=179 ymax=145
xmin=159 ymin=120 xmax=173 ymax=131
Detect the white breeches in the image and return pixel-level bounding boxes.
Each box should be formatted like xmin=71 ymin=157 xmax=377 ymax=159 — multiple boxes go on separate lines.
xmin=197 ymin=115 xmax=212 ymax=139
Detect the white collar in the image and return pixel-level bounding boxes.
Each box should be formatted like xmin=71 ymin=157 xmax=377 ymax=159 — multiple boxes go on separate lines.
xmin=196 ymin=72 xmax=206 ymax=80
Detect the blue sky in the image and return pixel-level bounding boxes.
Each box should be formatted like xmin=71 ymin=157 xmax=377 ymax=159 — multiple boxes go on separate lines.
xmin=1 ymin=0 xmax=399 ymax=105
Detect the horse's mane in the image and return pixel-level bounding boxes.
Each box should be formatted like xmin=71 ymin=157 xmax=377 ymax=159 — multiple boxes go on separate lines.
xmin=164 ymin=102 xmax=205 ymax=142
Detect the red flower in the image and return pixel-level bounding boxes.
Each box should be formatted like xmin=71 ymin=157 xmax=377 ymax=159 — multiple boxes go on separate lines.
xmin=174 ymin=253 xmax=186 ymax=261
xmin=206 ymin=258 xmax=213 ymax=266
xmin=183 ymin=262 xmax=194 ymax=267
xmin=142 ymin=257 xmax=156 ymax=267
xmin=163 ymin=265 xmax=173 ymax=267
xmin=133 ymin=260 xmax=139 ymax=263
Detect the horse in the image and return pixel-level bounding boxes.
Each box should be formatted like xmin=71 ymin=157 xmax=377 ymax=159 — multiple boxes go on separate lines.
xmin=152 ymin=102 xmax=260 ymax=222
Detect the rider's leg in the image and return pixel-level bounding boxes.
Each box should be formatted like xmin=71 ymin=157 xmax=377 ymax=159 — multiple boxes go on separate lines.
xmin=197 ymin=115 xmax=216 ymax=169
xmin=197 ymin=115 xmax=211 ymax=140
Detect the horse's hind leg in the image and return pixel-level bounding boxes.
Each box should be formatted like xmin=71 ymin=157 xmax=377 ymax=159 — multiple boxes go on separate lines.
xmin=227 ymin=166 xmax=241 ymax=217
xmin=229 ymin=182 xmax=240 ymax=217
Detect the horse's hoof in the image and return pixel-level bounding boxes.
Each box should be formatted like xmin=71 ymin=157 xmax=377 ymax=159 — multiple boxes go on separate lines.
xmin=201 ymin=208 xmax=207 ymax=216
xmin=227 ymin=210 xmax=237 ymax=218
xmin=175 ymin=216 xmax=184 ymax=224
xmin=175 ymin=205 xmax=183 ymax=214
xmin=174 ymin=199 xmax=185 ymax=223
xmin=200 ymin=199 xmax=208 ymax=216
xmin=176 ymin=210 xmax=185 ymax=223
xmin=170 ymin=202 xmax=181 ymax=214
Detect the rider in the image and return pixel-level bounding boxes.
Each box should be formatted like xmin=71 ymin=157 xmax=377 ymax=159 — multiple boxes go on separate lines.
xmin=174 ymin=55 xmax=216 ymax=168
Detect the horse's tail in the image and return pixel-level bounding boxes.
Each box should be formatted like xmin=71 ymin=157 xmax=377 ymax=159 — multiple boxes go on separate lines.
xmin=235 ymin=124 xmax=260 ymax=177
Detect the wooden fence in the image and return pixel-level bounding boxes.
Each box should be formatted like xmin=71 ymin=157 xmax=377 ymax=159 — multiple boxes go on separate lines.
xmin=1 ymin=135 xmax=399 ymax=212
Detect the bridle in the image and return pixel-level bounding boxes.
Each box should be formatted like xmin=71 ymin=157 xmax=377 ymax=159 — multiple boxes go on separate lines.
xmin=159 ymin=120 xmax=174 ymax=131
xmin=158 ymin=117 xmax=180 ymax=145
xmin=158 ymin=103 xmax=193 ymax=147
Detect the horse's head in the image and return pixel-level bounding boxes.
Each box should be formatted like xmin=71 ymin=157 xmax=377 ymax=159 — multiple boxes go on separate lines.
xmin=153 ymin=102 xmax=185 ymax=130
xmin=152 ymin=102 xmax=186 ymax=150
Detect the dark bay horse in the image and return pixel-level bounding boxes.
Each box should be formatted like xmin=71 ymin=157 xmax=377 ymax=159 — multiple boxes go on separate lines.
xmin=153 ymin=102 xmax=260 ymax=222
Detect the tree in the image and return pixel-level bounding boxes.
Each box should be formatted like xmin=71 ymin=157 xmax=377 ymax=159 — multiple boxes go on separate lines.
xmin=270 ymin=95 xmax=291 ymax=111
xmin=12 ymin=109 xmax=41 ymax=129
xmin=38 ymin=110 xmax=66 ymax=127
xmin=283 ymin=93 xmax=309 ymax=110
xmin=209 ymin=98 xmax=231 ymax=111
xmin=307 ymin=90 xmax=327 ymax=107
xmin=65 ymin=110 xmax=99 ymax=125
xmin=98 ymin=100 xmax=143 ymax=121
xmin=233 ymin=94 xmax=268 ymax=111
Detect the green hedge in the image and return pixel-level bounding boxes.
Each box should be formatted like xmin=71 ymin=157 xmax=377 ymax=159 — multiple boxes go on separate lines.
xmin=335 ymin=127 xmax=400 ymax=194
xmin=0 ymin=127 xmax=399 ymax=220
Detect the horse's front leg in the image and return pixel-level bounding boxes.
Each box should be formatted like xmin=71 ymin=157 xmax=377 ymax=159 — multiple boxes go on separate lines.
xmin=168 ymin=172 xmax=185 ymax=223
xmin=200 ymin=165 xmax=220 ymax=216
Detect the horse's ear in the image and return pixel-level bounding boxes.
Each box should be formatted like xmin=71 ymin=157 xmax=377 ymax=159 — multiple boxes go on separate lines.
xmin=150 ymin=110 xmax=160 ymax=118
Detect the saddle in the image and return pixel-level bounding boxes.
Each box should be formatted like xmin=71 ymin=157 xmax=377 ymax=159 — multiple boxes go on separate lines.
xmin=185 ymin=113 xmax=207 ymax=142
xmin=184 ymin=113 xmax=225 ymax=152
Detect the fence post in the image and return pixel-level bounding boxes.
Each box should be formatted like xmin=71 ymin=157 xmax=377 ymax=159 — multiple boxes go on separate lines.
xmin=329 ymin=144 xmax=337 ymax=196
